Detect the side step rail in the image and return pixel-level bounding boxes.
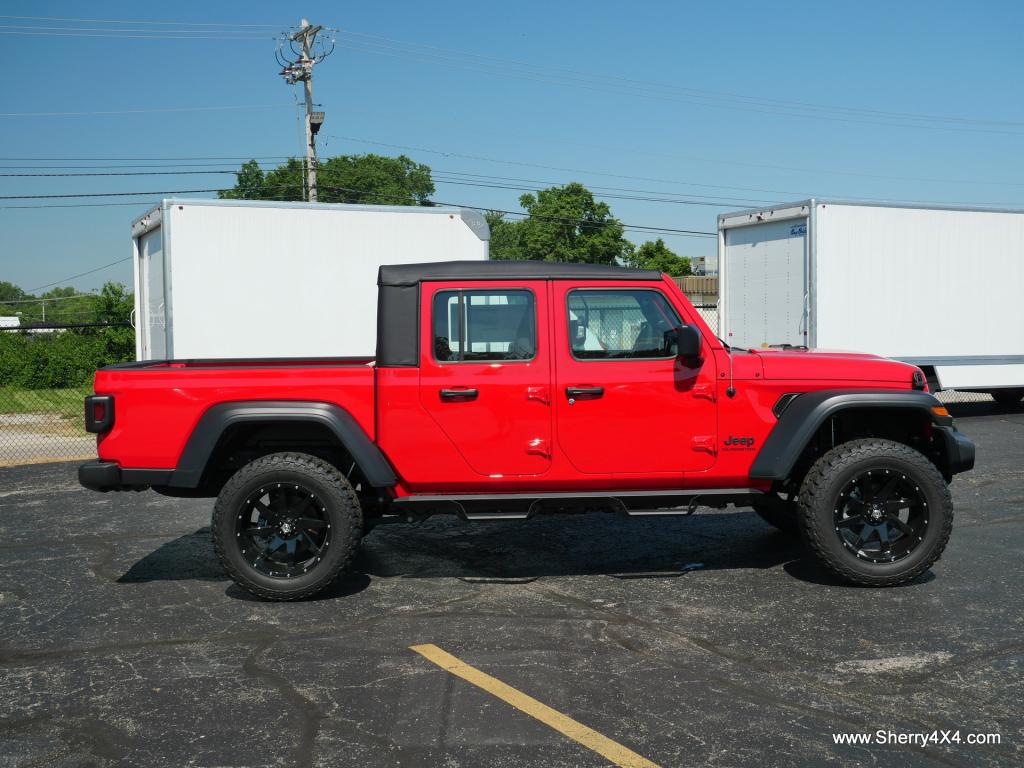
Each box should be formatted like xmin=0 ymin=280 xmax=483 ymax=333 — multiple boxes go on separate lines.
xmin=386 ymin=488 xmax=767 ymax=522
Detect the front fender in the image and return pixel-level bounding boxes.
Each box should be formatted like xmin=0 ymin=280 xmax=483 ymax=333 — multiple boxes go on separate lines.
xmin=749 ymin=389 xmax=964 ymax=481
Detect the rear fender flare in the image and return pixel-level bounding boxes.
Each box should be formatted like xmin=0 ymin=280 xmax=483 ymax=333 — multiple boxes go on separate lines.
xmin=168 ymin=401 xmax=396 ymax=489
xmin=750 ymin=389 xmax=949 ymax=481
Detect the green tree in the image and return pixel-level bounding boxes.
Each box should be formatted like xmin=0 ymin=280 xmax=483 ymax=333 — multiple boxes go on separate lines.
xmin=94 ymin=282 xmax=134 ymax=324
xmin=0 ymin=282 xmax=27 ymax=302
xmin=485 ymin=210 xmax=524 ymax=260
xmin=219 ymin=153 xmax=435 ymax=205
xmin=624 ymin=238 xmax=692 ymax=276
xmin=221 ymin=159 xmax=269 ymax=200
xmin=492 ymin=183 xmax=632 ymax=264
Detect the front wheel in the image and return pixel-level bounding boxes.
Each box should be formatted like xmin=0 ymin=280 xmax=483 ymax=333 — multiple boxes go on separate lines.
xmin=798 ymin=439 xmax=953 ymax=586
xmin=212 ymin=452 xmax=362 ymax=601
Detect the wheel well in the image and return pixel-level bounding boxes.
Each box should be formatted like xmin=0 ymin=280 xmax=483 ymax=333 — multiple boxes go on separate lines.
xmin=197 ymin=421 xmax=371 ymax=498
xmin=782 ymin=407 xmax=949 ymax=490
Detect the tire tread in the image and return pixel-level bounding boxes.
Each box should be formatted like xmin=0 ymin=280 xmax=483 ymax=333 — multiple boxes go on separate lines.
xmin=212 ymin=452 xmax=362 ymax=601
xmin=798 ymin=439 xmax=953 ymax=587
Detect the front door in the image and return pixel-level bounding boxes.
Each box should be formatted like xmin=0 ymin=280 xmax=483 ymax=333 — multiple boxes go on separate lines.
xmin=553 ymin=283 xmax=718 ymax=476
xmin=419 ymin=281 xmax=552 ymax=477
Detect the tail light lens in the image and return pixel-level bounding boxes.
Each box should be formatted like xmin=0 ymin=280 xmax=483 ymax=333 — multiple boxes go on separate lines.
xmin=85 ymin=395 xmax=114 ymax=433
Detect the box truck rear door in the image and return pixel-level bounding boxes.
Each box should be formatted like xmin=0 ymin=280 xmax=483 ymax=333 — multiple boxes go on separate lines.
xmin=723 ymin=218 xmax=807 ymax=349
xmin=136 ymin=226 xmax=167 ymax=360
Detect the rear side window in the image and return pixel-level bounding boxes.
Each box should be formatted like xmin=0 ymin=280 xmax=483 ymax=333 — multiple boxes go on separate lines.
xmin=567 ymin=289 xmax=681 ymax=360
xmin=432 ymin=289 xmax=536 ymax=362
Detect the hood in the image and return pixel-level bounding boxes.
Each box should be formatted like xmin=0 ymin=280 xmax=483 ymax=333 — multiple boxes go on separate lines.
xmin=755 ymin=348 xmax=921 ymax=385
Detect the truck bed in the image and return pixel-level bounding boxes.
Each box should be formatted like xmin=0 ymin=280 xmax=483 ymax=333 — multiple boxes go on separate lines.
xmin=94 ymin=358 xmax=376 ymax=469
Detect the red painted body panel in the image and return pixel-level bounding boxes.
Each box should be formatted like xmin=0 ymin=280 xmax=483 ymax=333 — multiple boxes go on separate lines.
xmin=92 ymin=275 xmax=923 ymax=497
xmin=95 ymin=362 xmax=376 ymax=468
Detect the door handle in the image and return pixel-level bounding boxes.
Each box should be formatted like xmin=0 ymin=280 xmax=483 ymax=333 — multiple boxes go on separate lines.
xmin=565 ymin=386 xmax=604 ymax=399
xmin=439 ymin=388 xmax=478 ymax=401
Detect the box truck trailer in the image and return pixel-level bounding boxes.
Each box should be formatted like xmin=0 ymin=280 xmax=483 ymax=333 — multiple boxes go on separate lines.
xmin=131 ymin=199 xmax=489 ymax=360
xmin=717 ymin=199 xmax=1024 ymax=402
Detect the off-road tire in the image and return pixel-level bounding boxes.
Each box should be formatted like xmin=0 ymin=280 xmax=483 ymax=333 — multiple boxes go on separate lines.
xmin=212 ymin=452 xmax=362 ymax=601
xmin=753 ymin=497 xmax=799 ymax=535
xmin=798 ymin=439 xmax=953 ymax=586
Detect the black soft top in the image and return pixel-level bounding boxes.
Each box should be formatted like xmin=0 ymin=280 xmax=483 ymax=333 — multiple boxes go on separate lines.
xmin=376 ymin=260 xmax=664 ymax=367
xmin=378 ymin=260 xmax=660 ymax=286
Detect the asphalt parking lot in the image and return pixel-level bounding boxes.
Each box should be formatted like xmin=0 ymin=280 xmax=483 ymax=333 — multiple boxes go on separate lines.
xmin=1 ymin=402 xmax=1021 ymax=767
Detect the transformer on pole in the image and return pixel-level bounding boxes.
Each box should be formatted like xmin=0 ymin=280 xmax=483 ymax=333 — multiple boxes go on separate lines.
xmin=277 ymin=20 xmax=335 ymax=202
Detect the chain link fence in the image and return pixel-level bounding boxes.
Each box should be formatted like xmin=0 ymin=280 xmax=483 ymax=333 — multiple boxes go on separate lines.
xmin=0 ymin=302 xmax=1008 ymax=467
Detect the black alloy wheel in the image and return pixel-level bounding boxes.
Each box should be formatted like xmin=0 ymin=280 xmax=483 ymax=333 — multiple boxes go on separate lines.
xmin=833 ymin=469 xmax=929 ymax=564
xmin=212 ymin=452 xmax=362 ymax=601
xmin=237 ymin=482 xmax=331 ymax=578
xmin=798 ymin=438 xmax=953 ymax=586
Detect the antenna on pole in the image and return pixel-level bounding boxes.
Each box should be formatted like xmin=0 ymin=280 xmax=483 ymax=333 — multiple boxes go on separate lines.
xmin=276 ymin=20 xmax=335 ymax=202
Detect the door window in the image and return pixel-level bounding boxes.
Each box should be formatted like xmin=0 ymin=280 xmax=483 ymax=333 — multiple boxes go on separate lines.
xmin=567 ymin=289 xmax=681 ymax=360
xmin=432 ymin=289 xmax=536 ymax=362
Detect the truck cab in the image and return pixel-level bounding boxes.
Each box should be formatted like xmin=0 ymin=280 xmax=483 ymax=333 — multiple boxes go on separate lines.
xmin=79 ymin=261 xmax=975 ymax=600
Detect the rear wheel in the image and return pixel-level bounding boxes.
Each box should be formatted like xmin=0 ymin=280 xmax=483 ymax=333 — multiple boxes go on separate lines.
xmin=212 ymin=452 xmax=362 ymax=601
xmin=798 ymin=439 xmax=952 ymax=586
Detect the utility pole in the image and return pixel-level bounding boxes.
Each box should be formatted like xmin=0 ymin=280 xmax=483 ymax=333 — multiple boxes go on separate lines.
xmin=277 ymin=20 xmax=333 ymax=202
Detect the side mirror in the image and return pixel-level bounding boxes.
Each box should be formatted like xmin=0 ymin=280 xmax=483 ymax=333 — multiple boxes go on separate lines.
xmin=667 ymin=324 xmax=702 ymax=362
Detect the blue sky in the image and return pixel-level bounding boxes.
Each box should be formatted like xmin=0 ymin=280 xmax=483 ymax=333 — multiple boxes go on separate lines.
xmin=2 ymin=0 xmax=1022 ymax=293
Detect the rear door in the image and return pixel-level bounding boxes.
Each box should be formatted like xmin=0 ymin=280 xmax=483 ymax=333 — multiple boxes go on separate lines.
xmin=136 ymin=226 xmax=167 ymax=360
xmin=553 ymin=282 xmax=718 ymax=475
xmin=419 ymin=280 xmax=553 ymax=476
xmin=722 ymin=218 xmax=807 ymax=349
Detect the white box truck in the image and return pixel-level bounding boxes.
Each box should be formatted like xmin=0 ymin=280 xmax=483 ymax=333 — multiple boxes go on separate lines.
xmin=717 ymin=199 xmax=1024 ymax=402
xmin=131 ymin=199 xmax=489 ymax=360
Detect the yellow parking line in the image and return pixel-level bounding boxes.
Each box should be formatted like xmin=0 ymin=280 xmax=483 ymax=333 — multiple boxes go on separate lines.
xmin=410 ymin=643 xmax=661 ymax=768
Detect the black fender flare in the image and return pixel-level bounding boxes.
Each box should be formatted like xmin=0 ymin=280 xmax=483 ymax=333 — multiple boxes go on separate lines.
xmin=167 ymin=401 xmax=397 ymax=489
xmin=749 ymin=389 xmax=959 ymax=481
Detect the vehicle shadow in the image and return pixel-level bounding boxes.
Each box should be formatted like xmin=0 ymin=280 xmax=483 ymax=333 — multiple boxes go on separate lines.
xmin=116 ymin=510 xmax=907 ymax=593
xmin=355 ymin=510 xmax=820 ymax=582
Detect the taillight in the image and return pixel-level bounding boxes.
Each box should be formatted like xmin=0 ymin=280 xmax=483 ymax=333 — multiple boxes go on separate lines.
xmin=85 ymin=395 xmax=114 ymax=433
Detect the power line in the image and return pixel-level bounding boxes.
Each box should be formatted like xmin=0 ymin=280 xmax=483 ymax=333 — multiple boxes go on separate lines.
xmin=0 ymin=170 xmax=239 ymax=177
xmin=333 ymin=32 xmax=1024 ymax=136
xmin=3 ymin=148 xmax=1021 ymax=209
xmin=0 ymin=182 xmax=724 ymax=224
xmin=4 ymin=146 xmax=1021 ymax=189
xmin=325 ymin=134 xmax=1024 ymax=207
xmin=0 ymin=30 xmax=279 ymax=40
xmin=0 ymin=162 xmax=282 ymax=170
xmin=0 ymin=188 xmax=225 ymax=200
xmin=0 ymin=15 xmax=281 ymax=27
xmin=307 ymin=184 xmax=718 ymax=237
xmin=0 ymin=292 xmax=98 ymax=304
xmin=0 ymin=201 xmax=161 ymax=210
xmin=0 ymin=24 xmax=270 ymax=35
xmin=0 ymin=105 xmax=291 ymax=117
xmin=27 ymin=258 xmax=132 ymax=293
xmin=0 ymin=154 xmax=293 ymax=161
xmin=0 ymin=180 xmax=719 ymax=240
xmin=0 ymin=165 xmax=771 ymax=207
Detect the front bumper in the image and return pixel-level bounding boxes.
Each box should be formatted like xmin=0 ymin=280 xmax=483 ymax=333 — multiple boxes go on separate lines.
xmin=78 ymin=460 xmax=172 ymax=492
xmin=935 ymin=426 xmax=975 ymax=475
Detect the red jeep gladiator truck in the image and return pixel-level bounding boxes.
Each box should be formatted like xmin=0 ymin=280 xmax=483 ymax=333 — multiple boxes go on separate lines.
xmin=79 ymin=261 xmax=974 ymax=600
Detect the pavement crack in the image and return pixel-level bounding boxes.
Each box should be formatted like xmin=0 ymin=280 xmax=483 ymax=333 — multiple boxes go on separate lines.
xmin=242 ymin=639 xmax=324 ymax=768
